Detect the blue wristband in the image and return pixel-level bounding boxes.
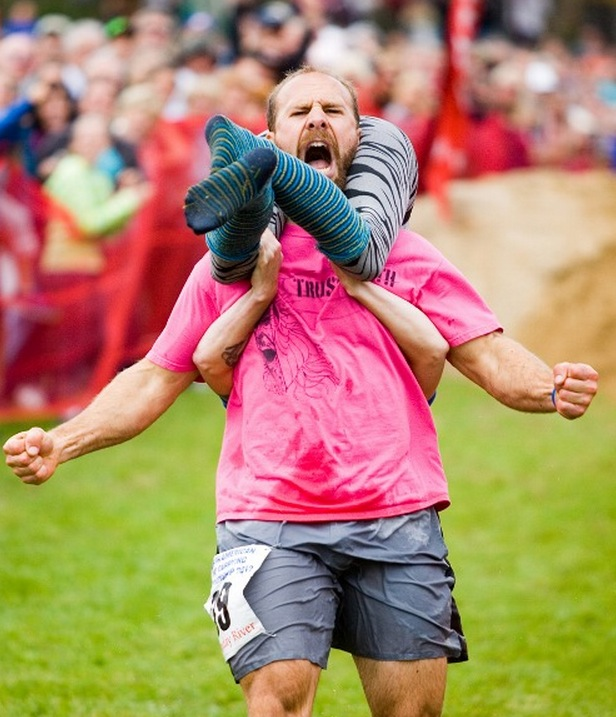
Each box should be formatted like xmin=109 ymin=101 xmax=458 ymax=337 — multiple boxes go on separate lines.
xmin=551 ymin=388 xmax=557 ymax=406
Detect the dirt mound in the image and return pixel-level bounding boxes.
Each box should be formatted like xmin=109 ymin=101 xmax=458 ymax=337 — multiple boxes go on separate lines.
xmin=519 ymin=243 xmax=616 ymax=398
xmin=411 ymin=169 xmax=616 ymax=399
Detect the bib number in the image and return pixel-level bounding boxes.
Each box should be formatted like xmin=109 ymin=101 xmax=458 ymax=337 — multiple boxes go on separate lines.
xmin=205 ymin=544 xmax=272 ymax=660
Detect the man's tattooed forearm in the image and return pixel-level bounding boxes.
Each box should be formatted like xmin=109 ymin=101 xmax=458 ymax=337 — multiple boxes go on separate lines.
xmin=222 ymin=340 xmax=248 ymax=367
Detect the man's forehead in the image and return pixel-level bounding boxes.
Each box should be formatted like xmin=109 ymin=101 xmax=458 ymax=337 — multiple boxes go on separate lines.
xmin=277 ymin=72 xmax=353 ymax=108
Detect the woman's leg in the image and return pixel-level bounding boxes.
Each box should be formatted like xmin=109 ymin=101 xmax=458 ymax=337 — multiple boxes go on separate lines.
xmin=341 ymin=116 xmax=418 ymax=279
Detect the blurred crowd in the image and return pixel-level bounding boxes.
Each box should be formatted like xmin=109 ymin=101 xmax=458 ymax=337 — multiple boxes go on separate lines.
xmin=1 ymin=0 xmax=616 ymax=411
xmin=2 ymin=1 xmax=616 ymax=181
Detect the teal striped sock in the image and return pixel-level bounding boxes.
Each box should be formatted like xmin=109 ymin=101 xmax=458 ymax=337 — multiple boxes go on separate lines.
xmin=205 ymin=114 xmax=268 ymax=171
xmin=206 ymin=183 xmax=274 ymax=281
xmin=184 ymin=147 xmax=276 ymax=235
xmin=204 ymin=115 xmax=370 ymax=263
xmin=271 ymin=153 xmax=369 ymax=263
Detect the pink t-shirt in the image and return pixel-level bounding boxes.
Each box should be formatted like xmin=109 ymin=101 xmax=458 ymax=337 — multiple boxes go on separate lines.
xmin=147 ymin=225 xmax=502 ymax=522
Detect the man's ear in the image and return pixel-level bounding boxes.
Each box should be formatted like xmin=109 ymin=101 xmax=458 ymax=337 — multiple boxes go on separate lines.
xmin=265 ymin=131 xmax=275 ymax=142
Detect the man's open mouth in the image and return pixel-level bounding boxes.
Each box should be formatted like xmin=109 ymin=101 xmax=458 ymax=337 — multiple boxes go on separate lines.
xmin=301 ymin=141 xmax=333 ymax=171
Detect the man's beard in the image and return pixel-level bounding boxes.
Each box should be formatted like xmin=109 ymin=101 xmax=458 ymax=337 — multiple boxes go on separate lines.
xmin=334 ymin=146 xmax=355 ymax=189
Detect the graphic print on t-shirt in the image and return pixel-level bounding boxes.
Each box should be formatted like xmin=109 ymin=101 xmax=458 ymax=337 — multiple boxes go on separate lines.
xmin=254 ymin=297 xmax=339 ymax=399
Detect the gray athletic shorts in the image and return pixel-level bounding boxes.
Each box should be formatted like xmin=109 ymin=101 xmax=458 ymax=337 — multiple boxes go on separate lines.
xmin=210 ymin=509 xmax=468 ymax=682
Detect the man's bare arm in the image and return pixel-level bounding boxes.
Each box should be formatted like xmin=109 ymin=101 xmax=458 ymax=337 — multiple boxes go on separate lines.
xmin=448 ymin=331 xmax=598 ymax=419
xmin=3 ymin=359 xmax=197 ymax=485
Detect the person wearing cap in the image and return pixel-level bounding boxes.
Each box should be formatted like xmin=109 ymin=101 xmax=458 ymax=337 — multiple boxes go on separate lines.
xmin=32 ymin=15 xmax=72 ymax=66
xmin=225 ymin=1 xmax=312 ymax=81
xmin=103 ymin=16 xmax=134 ymax=61
xmin=33 ymin=13 xmax=73 ymax=39
xmin=163 ymin=35 xmax=219 ymax=120
xmin=249 ymin=1 xmax=312 ymax=78
xmin=4 ymin=66 xmax=599 ymax=717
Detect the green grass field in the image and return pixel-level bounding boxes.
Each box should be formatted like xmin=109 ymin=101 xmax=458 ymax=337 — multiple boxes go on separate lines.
xmin=1 ymin=376 xmax=614 ymax=716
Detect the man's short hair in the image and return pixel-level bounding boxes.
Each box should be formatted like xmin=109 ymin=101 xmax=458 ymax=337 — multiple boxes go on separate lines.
xmin=266 ymin=65 xmax=360 ymax=131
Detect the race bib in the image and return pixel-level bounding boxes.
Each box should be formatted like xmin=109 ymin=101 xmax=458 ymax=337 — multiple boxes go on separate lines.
xmin=205 ymin=544 xmax=272 ymax=660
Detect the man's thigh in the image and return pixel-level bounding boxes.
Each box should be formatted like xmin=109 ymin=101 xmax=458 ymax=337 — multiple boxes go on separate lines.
xmin=354 ymin=656 xmax=447 ymax=717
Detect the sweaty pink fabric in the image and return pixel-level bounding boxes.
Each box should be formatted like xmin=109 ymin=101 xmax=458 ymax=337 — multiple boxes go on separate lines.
xmin=147 ymin=225 xmax=502 ymax=522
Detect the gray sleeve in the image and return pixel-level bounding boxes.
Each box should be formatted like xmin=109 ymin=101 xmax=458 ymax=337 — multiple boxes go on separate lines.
xmin=342 ymin=116 xmax=419 ymax=280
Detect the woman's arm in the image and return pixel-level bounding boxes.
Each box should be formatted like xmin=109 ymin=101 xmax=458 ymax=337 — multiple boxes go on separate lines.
xmin=333 ymin=265 xmax=448 ymax=400
xmin=193 ymin=231 xmax=282 ymax=399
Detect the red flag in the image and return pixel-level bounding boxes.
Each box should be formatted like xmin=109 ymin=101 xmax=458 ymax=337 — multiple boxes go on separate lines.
xmin=425 ymin=0 xmax=483 ymax=217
